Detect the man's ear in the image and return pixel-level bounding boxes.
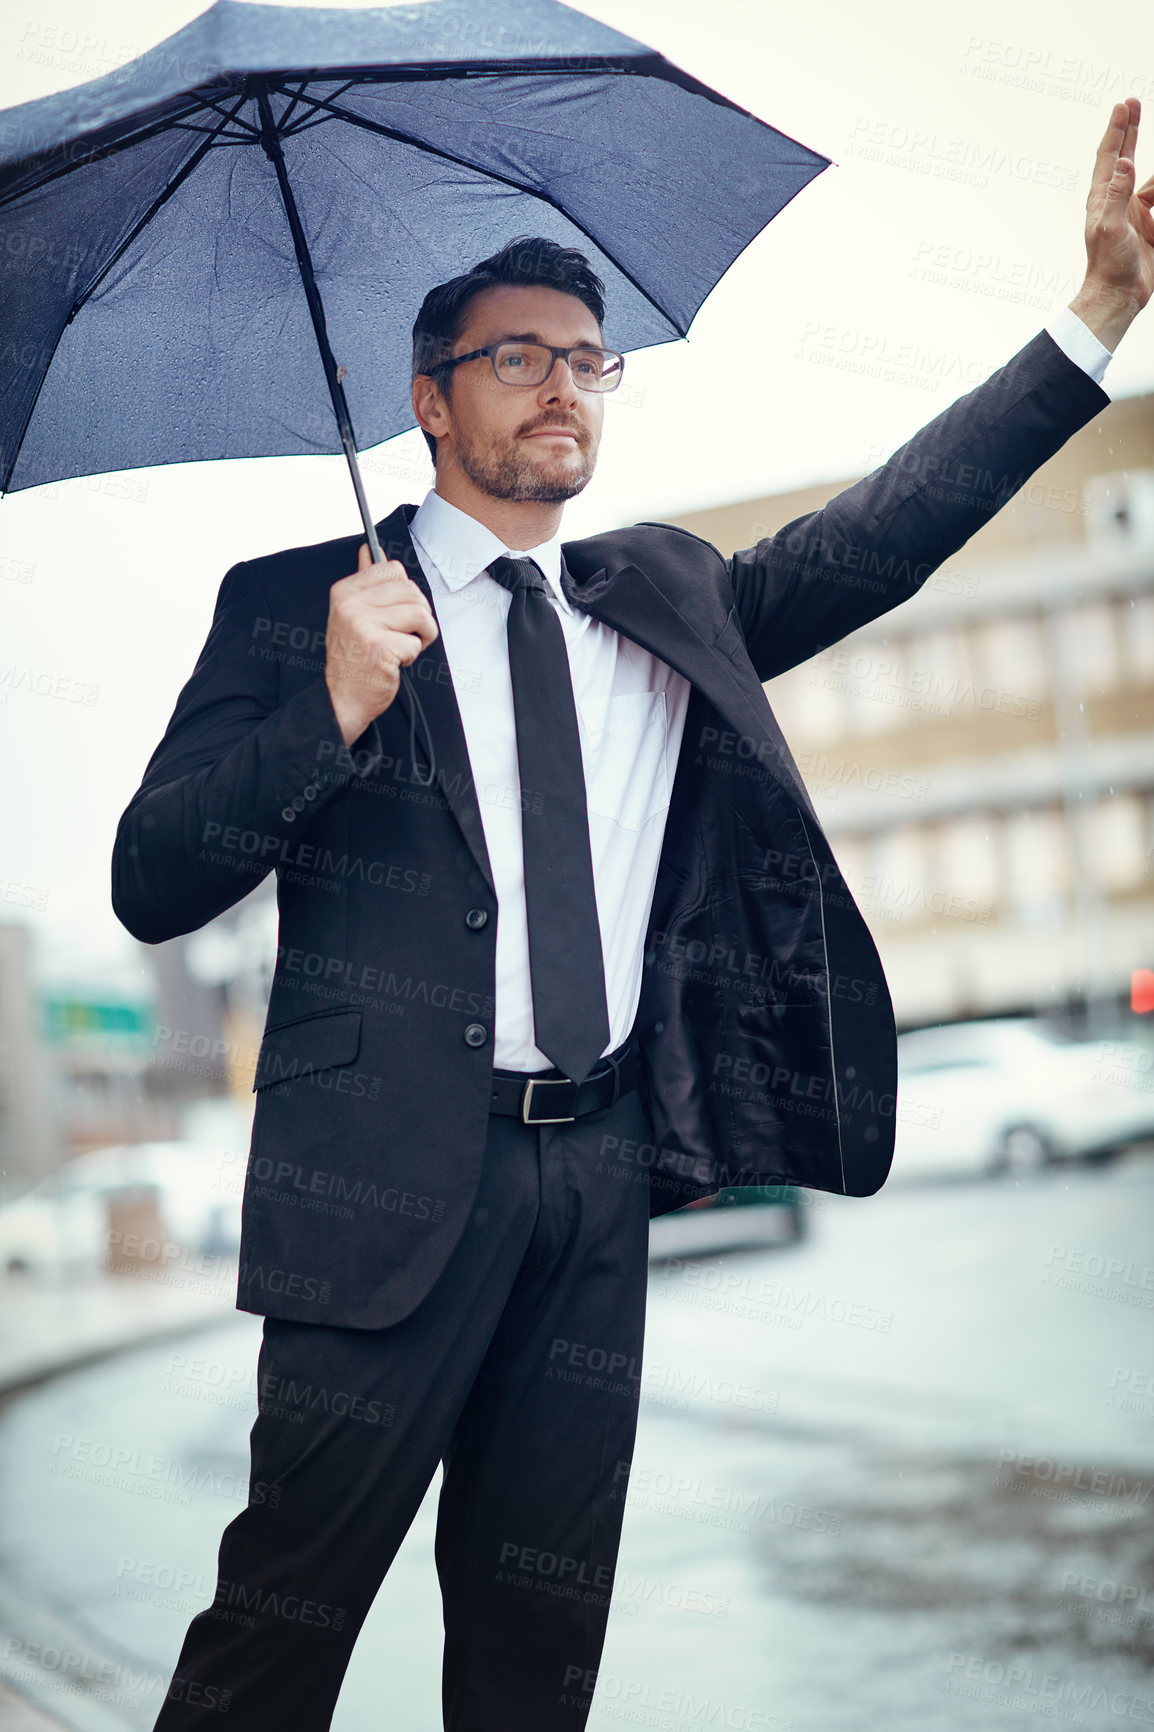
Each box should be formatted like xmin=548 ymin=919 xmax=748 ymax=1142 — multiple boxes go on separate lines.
xmin=412 ymin=373 xmax=450 ymax=446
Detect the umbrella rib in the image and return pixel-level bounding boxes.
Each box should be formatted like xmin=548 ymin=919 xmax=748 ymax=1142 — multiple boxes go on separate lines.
xmin=167 ymin=122 xmax=253 ymax=140
xmin=266 ymin=84 xmax=688 ymax=335
xmin=188 ymin=95 xmax=262 ymax=137
xmin=67 ymin=96 xmax=250 ymax=326
xmin=0 ymin=63 xmax=657 ymax=208
xmin=274 ymin=78 xmax=312 ymax=134
xmin=1 ymin=98 xmax=246 ymax=495
xmin=280 ymin=79 xmax=358 ymax=135
xmin=276 ymin=115 xmax=336 ymax=138
xmin=261 ymin=60 xmax=640 ymax=87
xmin=0 ymin=92 xmax=246 ymax=209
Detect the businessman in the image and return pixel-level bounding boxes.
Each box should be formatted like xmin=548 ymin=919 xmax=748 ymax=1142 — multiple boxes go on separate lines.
xmin=113 ymin=98 xmax=1151 ymax=1732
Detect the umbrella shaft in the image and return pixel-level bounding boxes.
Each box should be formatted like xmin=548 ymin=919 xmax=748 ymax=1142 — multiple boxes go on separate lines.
xmin=255 ymin=86 xmax=382 ymax=564
xmin=340 ymin=432 xmax=384 ymax=565
xmin=252 ymin=85 xmax=432 ymax=791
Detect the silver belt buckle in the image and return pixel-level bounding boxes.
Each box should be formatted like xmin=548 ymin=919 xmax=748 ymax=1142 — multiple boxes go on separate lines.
xmin=521 ymin=1077 xmax=576 ymax=1125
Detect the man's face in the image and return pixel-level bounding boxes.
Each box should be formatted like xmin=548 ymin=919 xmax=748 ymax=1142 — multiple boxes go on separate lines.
xmin=424 ymin=284 xmax=605 ymax=503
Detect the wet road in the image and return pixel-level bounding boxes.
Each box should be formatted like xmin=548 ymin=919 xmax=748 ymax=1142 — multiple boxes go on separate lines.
xmin=1 ymin=1153 xmax=1152 ymax=1732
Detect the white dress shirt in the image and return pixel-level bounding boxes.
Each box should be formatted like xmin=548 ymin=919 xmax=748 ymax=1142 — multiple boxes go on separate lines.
xmin=407 ymin=312 xmax=1110 ymax=1074
xmin=409 ymin=488 xmax=692 ymax=1073
xmin=1044 ymin=305 xmax=1114 ymax=390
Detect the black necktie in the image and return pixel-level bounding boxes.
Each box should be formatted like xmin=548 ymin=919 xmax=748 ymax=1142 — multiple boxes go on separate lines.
xmin=487 ymin=555 xmax=610 ymax=1086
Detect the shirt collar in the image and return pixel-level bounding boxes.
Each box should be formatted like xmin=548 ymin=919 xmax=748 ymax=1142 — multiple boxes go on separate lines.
xmin=409 ymin=487 xmax=571 ymax=613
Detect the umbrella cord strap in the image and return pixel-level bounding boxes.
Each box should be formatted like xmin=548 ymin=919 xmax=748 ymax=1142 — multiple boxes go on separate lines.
xmin=403 ymin=672 xmax=436 ymax=790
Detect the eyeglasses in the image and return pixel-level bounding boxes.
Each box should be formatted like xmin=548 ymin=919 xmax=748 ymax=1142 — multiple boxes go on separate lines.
xmin=432 ymin=340 xmax=625 ymax=393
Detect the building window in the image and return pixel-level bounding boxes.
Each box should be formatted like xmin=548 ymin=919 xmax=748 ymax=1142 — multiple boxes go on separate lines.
xmin=861 ymin=825 xmax=927 ymax=924
xmin=823 ymin=636 xmax=904 ymax=737
xmin=1120 ymin=594 xmax=1154 ymax=683
xmin=906 ymin=629 xmax=973 ymax=719
xmin=775 ymin=655 xmax=848 ymax=743
xmin=976 ymin=616 xmax=1047 ymax=705
xmin=928 ymin=816 xmax=999 ymax=916
xmin=1003 ymin=807 xmax=1068 ymax=924
xmin=1084 ymin=468 xmax=1154 ymax=551
xmin=1082 ymin=793 xmax=1147 ymax=892
xmin=1051 ymin=601 xmax=1119 ymax=693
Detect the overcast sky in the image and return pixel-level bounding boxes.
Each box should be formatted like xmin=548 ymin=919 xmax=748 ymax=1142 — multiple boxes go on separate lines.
xmin=2 ymin=0 xmax=1153 ymax=988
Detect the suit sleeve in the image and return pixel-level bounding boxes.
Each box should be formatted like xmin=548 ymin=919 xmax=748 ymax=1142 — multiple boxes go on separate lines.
xmin=111 ymin=557 xmax=378 ymax=945
xmin=727 ymin=328 xmax=1111 ymax=682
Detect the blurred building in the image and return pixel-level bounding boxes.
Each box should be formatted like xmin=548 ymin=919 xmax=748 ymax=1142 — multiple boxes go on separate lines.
xmin=106 ymin=889 xmax=273 ymax=1151
xmin=0 ymin=922 xmax=61 ymax=1200
xmin=17 ymin=898 xmax=269 ymax=1191
xmin=668 ymin=391 xmax=1154 ymax=1033
xmin=35 ymin=954 xmax=168 ymax=1159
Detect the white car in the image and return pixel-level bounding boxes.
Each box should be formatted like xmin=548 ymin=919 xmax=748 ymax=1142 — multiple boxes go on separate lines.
xmin=0 ymin=1141 xmax=243 ymax=1277
xmin=893 ymin=1018 xmax=1154 ymax=1180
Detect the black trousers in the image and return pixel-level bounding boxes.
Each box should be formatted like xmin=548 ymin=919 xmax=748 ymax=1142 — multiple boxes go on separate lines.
xmin=152 ymin=1075 xmax=655 ymax=1731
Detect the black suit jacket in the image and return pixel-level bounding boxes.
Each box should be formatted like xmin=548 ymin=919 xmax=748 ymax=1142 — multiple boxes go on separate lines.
xmin=112 ymin=330 xmax=1109 ymax=1329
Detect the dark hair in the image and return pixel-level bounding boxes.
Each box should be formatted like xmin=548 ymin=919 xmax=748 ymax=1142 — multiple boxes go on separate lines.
xmin=411 ymin=236 xmax=607 ymax=463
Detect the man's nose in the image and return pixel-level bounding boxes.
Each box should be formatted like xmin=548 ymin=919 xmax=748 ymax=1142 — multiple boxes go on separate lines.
xmin=537 ymin=356 xmax=580 ymax=406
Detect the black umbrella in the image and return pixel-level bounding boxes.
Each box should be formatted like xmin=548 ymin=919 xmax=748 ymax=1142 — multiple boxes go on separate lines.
xmin=0 ymin=0 xmax=828 ymax=526
xmin=0 ymin=0 xmax=829 ymax=771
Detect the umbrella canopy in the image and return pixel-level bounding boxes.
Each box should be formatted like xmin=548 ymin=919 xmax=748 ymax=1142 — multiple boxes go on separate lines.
xmin=0 ymin=0 xmax=829 ymax=496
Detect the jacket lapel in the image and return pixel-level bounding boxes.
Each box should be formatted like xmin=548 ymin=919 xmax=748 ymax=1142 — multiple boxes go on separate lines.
xmin=372 ymin=502 xmax=495 ymax=894
xmin=560 ymin=543 xmax=820 ymax=824
xmin=370 ymin=505 xmax=821 ymax=888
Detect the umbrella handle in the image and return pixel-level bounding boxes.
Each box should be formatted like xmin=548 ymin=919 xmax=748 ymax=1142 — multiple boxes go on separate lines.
xmin=256 ymin=86 xmax=435 ymax=790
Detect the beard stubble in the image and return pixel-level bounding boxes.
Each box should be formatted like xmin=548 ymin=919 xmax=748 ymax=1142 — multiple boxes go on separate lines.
xmin=453 ymin=416 xmax=597 ymax=504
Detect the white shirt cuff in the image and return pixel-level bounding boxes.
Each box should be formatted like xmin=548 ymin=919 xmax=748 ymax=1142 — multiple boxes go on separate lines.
xmin=1044 ymin=305 xmax=1113 ymax=392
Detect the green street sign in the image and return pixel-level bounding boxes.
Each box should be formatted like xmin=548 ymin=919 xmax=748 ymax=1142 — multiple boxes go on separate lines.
xmin=41 ymin=997 xmax=154 ymax=1045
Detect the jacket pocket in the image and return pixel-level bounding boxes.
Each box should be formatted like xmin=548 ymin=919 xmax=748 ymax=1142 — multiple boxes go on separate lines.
xmin=252 ymin=1006 xmax=362 ymax=1092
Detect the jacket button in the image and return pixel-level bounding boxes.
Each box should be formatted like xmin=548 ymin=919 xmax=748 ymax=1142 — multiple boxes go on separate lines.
xmin=464 ymin=1023 xmax=488 ymax=1047
xmin=281 ymin=807 xmax=296 ymax=822
xmin=292 ymin=795 xmax=306 ymax=811
xmin=465 ymin=908 xmax=488 ymax=930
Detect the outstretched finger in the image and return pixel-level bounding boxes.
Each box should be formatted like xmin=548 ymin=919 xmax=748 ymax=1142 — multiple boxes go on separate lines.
xmin=1120 ymin=94 xmax=1141 ymax=165
xmin=1092 ymin=101 xmax=1130 ymax=194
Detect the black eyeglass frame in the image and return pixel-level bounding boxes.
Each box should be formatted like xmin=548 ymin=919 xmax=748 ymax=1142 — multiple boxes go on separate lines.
xmin=429 ymin=339 xmax=625 ymax=393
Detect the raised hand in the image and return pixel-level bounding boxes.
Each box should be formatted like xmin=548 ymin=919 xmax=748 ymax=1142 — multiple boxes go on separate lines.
xmin=1069 ymin=97 xmax=1154 ymax=349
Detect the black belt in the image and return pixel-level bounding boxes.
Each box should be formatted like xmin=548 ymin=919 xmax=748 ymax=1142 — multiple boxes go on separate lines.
xmin=489 ymin=1033 xmax=640 ymax=1125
